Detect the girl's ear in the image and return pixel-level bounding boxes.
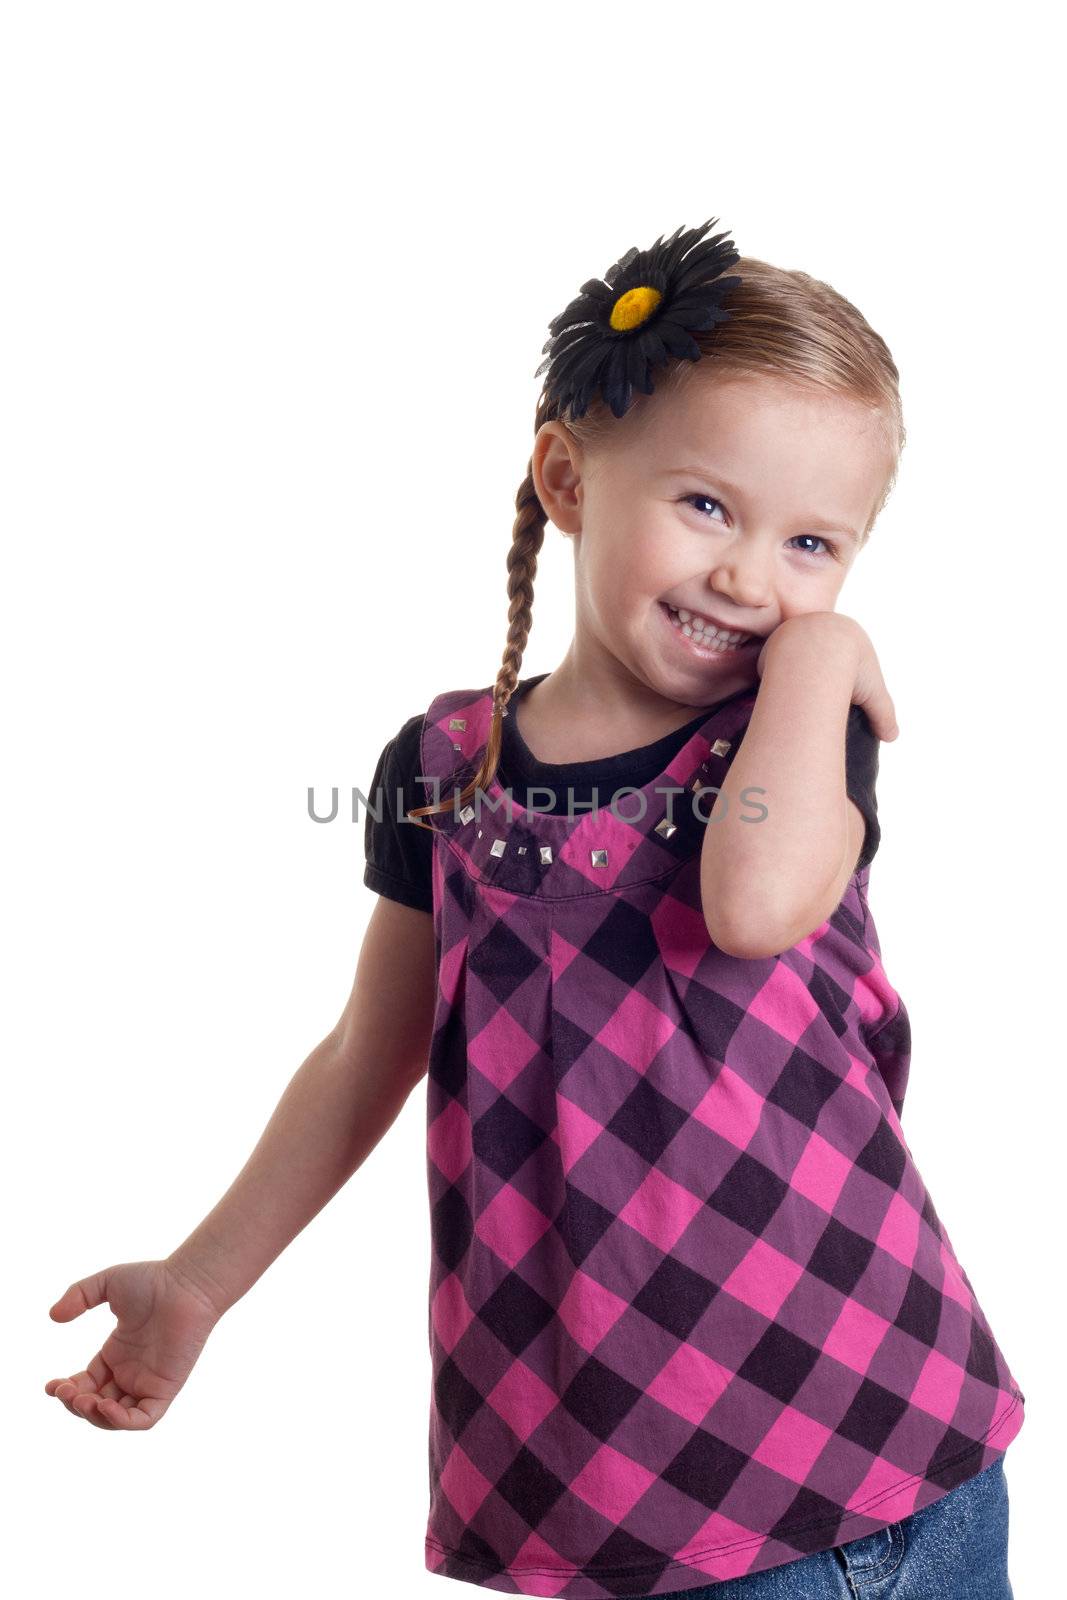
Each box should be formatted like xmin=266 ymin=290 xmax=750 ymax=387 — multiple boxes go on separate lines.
xmin=533 ymin=421 xmax=584 ymax=537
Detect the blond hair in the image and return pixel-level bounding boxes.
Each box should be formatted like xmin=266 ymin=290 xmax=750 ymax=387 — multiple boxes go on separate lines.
xmin=409 ymin=255 xmax=904 ymax=827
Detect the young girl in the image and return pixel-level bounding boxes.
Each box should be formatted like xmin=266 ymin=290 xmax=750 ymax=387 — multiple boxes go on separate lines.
xmin=46 ymin=219 xmax=1024 ymax=1598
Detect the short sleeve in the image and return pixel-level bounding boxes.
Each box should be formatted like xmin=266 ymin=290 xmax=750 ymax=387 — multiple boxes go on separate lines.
xmin=845 ymin=703 xmax=881 ymax=871
xmin=362 ymin=713 xmax=435 ymax=912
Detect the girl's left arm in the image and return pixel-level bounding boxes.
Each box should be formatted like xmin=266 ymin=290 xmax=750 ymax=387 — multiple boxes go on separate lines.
xmin=700 ymin=613 xmax=898 ymax=959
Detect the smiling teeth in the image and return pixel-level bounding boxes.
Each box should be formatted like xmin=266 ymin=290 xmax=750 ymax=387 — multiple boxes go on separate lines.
xmin=666 ymin=605 xmax=753 ymax=647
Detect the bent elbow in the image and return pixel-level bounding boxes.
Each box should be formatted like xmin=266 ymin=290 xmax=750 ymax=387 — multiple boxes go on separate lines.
xmin=704 ymin=898 xmax=795 ymax=961
xmin=708 ymin=922 xmax=790 ymax=960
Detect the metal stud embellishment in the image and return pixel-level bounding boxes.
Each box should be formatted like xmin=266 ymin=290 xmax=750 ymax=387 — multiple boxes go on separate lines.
xmin=539 ymin=846 xmax=553 ymax=865
xmin=590 ymin=848 xmax=608 ymax=867
xmin=711 ymin=738 xmax=731 ymax=757
xmin=448 ymin=718 xmax=467 ymax=731
xmin=453 ymin=743 xmax=463 ymax=752
xmin=459 ymin=805 xmax=475 ymax=824
xmin=654 ymin=817 xmax=677 ymax=839
xmin=490 ymin=838 xmax=506 ymax=858
xmin=518 ymin=846 xmax=527 ymax=855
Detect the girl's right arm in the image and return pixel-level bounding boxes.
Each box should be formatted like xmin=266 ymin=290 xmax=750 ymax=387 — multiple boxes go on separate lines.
xmin=45 ymin=895 xmax=436 ymax=1431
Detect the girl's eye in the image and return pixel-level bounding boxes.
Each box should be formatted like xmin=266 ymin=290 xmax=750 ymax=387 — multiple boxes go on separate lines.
xmin=787 ymin=533 xmax=839 ymax=560
xmin=682 ymin=493 xmax=727 ymax=522
xmin=682 ymin=496 xmax=841 ymax=561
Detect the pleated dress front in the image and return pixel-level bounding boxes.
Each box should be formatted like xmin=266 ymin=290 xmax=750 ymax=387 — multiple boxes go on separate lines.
xmin=414 ymin=680 xmax=1025 ymax=1598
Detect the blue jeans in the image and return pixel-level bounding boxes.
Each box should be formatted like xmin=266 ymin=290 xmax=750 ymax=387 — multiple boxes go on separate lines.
xmin=650 ymin=1457 xmax=1013 ymax=1598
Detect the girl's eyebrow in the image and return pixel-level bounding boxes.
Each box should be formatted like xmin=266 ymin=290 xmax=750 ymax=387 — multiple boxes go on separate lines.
xmin=661 ymin=463 xmax=746 ymax=497
xmin=660 ymin=464 xmax=861 ymax=543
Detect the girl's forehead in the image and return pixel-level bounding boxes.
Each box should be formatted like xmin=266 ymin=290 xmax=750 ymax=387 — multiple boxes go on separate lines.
xmin=634 ymin=377 xmax=890 ymax=483
xmin=650 ymin=371 xmax=879 ymax=442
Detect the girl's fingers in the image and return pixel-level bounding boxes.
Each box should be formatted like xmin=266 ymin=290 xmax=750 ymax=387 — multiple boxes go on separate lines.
xmin=94 ymin=1397 xmax=128 ymax=1429
xmin=84 ymin=1392 xmax=156 ymax=1430
xmin=72 ymin=1391 xmax=116 ymax=1430
xmin=45 ymin=1371 xmax=96 ymax=1394
xmin=49 ymin=1372 xmax=93 ymax=1417
xmin=49 ymin=1373 xmax=162 ymax=1429
xmin=108 ymin=1396 xmax=155 ymax=1430
xmin=87 ymin=1376 xmax=124 ymax=1428
xmin=48 ymin=1368 xmax=120 ymax=1425
xmin=858 ymin=691 xmax=899 ymax=743
xmin=51 ymin=1383 xmax=79 ymax=1417
xmin=47 ymin=1357 xmax=164 ymax=1429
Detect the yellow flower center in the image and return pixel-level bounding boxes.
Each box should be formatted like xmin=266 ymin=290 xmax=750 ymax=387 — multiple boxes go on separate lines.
xmin=609 ymin=285 xmax=662 ymax=331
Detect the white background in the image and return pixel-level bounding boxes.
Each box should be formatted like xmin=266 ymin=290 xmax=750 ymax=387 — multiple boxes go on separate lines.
xmin=5 ymin=4 xmax=1061 ymax=1596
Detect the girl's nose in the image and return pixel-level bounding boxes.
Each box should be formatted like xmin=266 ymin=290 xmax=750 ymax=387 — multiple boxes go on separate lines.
xmin=705 ymin=563 xmax=773 ymax=614
xmin=707 ymin=537 xmax=776 ymax=601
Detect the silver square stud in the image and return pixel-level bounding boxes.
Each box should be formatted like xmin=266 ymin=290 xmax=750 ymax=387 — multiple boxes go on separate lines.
xmin=517 ymin=846 xmax=527 ymax=855
xmin=448 ymin=718 xmax=467 ymax=731
xmin=654 ymin=817 xmax=677 ymax=840
xmin=490 ymin=838 xmax=506 ymax=858
xmin=539 ymin=846 xmax=553 ymax=865
xmin=711 ymin=738 xmax=731 ymax=757
xmin=689 ymin=774 xmax=704 ymax=792
xmin=590 ymin=848 xmax=608 ymax=867
xmin=459 ymin=805 xmax=475 ymax=825
xmin=453 ymin=743 xmax=463 ymax=752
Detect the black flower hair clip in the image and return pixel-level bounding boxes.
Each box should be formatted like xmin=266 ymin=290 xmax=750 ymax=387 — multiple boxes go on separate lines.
xmin=534 ymin=217 xmax=742 ymax=422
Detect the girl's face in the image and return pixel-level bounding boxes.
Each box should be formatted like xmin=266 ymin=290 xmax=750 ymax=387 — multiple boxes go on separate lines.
xmin=533 ymin=372 xmax=894 ymax=709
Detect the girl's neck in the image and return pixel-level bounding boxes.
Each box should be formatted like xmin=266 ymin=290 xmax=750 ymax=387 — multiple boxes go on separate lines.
xmin=514 ymin=654 xmax=716 ymax=767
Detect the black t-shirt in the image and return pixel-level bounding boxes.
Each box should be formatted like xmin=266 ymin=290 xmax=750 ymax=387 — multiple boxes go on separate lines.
xmin=363 ymin=671 xmax=881 ymax=913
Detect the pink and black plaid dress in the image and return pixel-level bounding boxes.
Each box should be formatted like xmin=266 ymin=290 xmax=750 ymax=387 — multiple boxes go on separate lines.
xmin=415 ymin=681 xmax=1025 ymax=1597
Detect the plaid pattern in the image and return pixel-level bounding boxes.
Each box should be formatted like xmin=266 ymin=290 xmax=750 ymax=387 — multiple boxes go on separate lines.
xmin=417 ymin=684 xmax=1025 ymax=1598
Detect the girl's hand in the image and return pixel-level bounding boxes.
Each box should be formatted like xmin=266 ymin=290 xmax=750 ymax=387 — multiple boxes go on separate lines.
xmin=756 ymin=613 xmax=900 ymax=742
xmin=44 ymin=1258 xmax=222 ymax=1431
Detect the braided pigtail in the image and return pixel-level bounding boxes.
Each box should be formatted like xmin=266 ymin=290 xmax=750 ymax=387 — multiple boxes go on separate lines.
xmin=407 ymin=435 xmax=549 ymax=828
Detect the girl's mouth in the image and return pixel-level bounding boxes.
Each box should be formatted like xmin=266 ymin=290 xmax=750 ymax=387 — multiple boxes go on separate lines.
xmin=659 ymin=601 xmax=762 ymax=656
